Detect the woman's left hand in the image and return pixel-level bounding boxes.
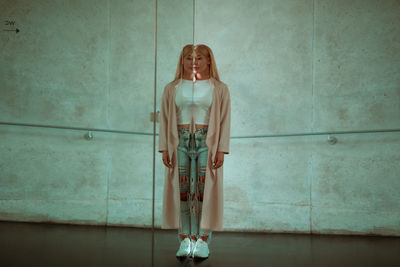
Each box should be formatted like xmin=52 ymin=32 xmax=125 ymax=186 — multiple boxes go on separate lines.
xmin=212 ymin=152 xmax=225 ymax=169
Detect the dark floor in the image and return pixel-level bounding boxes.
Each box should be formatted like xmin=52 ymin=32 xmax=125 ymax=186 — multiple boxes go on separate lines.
xmin=0 ymin=221 xmax=399 ymax=267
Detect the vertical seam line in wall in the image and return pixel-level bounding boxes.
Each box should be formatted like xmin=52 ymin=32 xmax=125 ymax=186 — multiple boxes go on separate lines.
xmin=193 ymin=0 xmax=195 ymax=44
xmin=310 ymin=0 xmax=315 ymax=234
xmin=105 ymin=0 xmax=111 ymax=226
xmin=152 ymin=0 xmax=158 ymax=244
xmin=152 ymin=1 xmax=158 ymax=264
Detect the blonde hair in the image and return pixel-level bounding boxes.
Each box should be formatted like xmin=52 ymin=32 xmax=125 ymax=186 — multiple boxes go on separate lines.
xmin=173 ymin=44 xmax=220 ymax=81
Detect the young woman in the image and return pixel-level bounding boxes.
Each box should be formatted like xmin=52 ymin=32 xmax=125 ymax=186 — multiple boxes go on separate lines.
xmin=158 ymin=44 xmax=231 ymax=259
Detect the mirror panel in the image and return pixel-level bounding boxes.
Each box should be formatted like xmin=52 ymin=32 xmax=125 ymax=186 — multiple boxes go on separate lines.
xmin=0 ymin=0 xmax=155 ymax=248
xmin=193 ymin=0 xmax=313 ymax=233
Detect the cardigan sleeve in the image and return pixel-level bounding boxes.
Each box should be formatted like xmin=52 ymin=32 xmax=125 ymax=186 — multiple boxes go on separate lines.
xmin=217 ymin=85 xmax=231 ymax=154
xmin=158 ymin=85 xmax=169 ymax=153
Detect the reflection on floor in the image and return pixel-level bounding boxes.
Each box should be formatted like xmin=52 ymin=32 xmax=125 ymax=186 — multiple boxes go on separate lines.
xmin=0 ymin=221 xmax=399 ymax=267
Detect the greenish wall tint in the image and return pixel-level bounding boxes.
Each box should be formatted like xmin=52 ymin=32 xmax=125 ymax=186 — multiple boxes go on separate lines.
xmin=1 ymin=0 xmax=399 ymax=236
xmin=191 ymin=0 xmax=400 ymax=236
xmin=0 ymin=0 xmax=156 ymax=227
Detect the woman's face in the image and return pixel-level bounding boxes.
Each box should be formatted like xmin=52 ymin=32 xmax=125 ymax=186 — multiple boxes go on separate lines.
xmin=183 ymin=51 xmax=210 ymax=76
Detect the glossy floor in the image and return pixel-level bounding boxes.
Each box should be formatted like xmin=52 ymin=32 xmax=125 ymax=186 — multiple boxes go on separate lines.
xmin=0 ymin=221 xmax=399 ymax=267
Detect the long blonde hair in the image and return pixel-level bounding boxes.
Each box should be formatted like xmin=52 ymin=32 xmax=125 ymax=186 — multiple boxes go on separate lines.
xmin=173 ymin=44 xmax=220 ymax=81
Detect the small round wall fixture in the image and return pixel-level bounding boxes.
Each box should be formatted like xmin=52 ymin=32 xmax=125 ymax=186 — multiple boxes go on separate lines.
xmin=327 ymin=135 xmax=337 ymax=145
xmin=84 ymin=131 xmax=94 ymax=140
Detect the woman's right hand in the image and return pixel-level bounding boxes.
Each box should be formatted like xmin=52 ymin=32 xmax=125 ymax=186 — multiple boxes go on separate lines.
xmin=162 ymin=151 xmax=173 ymax=168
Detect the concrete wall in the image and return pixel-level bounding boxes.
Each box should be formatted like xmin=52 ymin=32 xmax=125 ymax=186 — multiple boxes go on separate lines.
xmin=188 ymin=0 xmax=400 ymax=236
xmin=1 ymin=0 xmax=399 ymax=236
xmin=0 ymin=0 xmax=156 ymax=227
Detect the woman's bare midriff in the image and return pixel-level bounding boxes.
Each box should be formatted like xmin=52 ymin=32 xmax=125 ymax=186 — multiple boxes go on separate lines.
xmin=177 ymin=124 xmax=208 ymax=130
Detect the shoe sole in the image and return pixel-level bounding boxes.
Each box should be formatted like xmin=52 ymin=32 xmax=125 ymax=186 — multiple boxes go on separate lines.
xmin=176 ymin=254 xmax=190 ymax=259
xmin=193 ymin=256 xmax=209 ymax=261
xmin=193 ymin=252 xmax=210 ymax=259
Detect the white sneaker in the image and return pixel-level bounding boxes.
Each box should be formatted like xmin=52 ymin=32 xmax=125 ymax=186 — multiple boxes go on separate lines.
xmin=192 ymin=238 xmax=210 ymax=258
xmin=176 ymin=237 xmax=192 ymax=258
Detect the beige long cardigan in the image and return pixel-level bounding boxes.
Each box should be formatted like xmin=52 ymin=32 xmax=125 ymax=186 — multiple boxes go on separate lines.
xmin=158 ymin=77 xmax=231 ymax=231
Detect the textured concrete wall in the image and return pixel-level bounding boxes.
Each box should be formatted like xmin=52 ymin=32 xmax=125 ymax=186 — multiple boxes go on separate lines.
xmin=1 ymin=0 xmax=399 ymax=236
xmin=0 ymin=0 xmax=155 ymax=227
xmin=190 ymin=0 xmax=400 ymax=236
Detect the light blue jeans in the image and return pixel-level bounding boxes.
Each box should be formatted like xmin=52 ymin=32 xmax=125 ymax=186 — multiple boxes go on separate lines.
xmin=177 ymin=126 xmax=212 ymax=244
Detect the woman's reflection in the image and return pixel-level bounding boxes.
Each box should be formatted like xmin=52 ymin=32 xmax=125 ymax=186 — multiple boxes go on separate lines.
xmin=158 ymin=44 xmax=231 ymax=260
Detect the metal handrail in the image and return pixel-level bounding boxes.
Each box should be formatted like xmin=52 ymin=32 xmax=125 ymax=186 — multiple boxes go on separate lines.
xmin=1 ymin=121 xmax=399 ymax=138
xmin=0 ymin=121 xmax=153 ymax=136
xmin=230 ymin=128 xmax=400 ymax=139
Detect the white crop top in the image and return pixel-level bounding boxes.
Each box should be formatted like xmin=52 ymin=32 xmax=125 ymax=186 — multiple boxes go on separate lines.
xmin=175 ymin=79 xmax=213 ymax=125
